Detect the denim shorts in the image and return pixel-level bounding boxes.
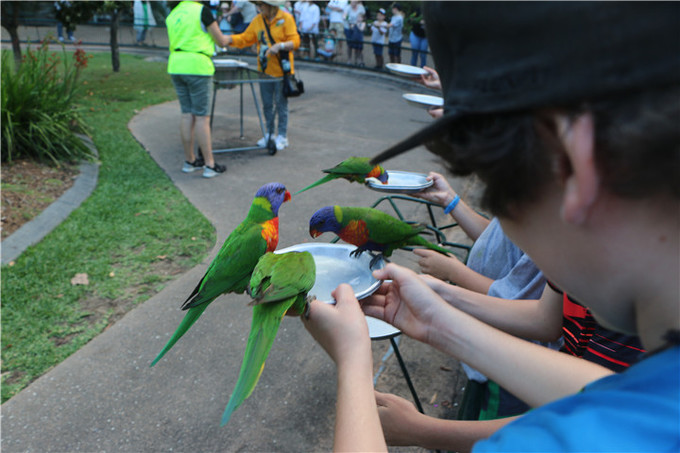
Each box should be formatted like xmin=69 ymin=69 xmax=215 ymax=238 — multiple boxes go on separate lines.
xmin=388 ymin=40 xmax=402 ymax=57
xmin=171 ymin=74 xmax=212 ymax=116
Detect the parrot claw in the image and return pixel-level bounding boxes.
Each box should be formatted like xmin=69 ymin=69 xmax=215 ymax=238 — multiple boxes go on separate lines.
xmin=349 ymin=248 xmax=365 ymax=259
xmin=369 ymin=253 xmax=385 ymax=269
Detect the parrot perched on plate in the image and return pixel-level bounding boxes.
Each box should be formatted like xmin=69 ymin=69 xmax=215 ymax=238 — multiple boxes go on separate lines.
xmin=150 ymin=182 xmax=291 ymax=367
xmin=221 ymin=250 xmax=316 ymax=426
xmin=294 ymin=156 xmax=388 ymax=195
xmin=309 ymin=205 xmax=450 ymax=264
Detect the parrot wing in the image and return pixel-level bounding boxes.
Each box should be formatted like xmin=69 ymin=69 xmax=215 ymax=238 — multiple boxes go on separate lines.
xmin=182 ymin=220 xmax=268 ymax=310
xmin=322 ymin=157 xmax=373 ymax=176
xmin=250 ymin=252 xmax=316 ymax=305
xmin=343 ymin=207 xmax=426 ymax=244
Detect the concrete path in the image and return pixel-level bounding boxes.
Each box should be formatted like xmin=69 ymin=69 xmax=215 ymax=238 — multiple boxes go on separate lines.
xmin=1 ymin=63 xmax=476 ymax=452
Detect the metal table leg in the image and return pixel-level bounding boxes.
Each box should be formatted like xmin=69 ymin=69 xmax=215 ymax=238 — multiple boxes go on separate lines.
xmin=389 ymin=336 xmax=424 ymax=413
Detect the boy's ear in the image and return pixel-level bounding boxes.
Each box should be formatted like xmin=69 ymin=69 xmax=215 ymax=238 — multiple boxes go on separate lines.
xmin=556 ymin=112 xmax=600 ymax=225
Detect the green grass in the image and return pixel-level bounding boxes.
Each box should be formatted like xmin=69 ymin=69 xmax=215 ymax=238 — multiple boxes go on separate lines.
xmin=1 ymin=53 xmax=215 ymax=403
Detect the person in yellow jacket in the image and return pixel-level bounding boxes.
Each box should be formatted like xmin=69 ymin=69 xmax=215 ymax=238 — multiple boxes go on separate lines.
xmin=166 ymin=0 xmax=230 ymax=178
xmin=224 ymin=1 xmax=300 ymax=151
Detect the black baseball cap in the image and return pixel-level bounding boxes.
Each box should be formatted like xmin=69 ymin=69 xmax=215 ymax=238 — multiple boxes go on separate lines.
xmin=371 ymin=1 xmax=680 ymax=165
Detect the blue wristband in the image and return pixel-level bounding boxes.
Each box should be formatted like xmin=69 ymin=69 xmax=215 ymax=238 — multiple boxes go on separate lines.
xmin=443 ymin=194 xmax=461 ymax=214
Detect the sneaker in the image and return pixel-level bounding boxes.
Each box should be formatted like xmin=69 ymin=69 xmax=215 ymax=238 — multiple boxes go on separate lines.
xmin=182 ymin=158 xmax=204 ymax=173
xmin=203 ymin=163 xmax=227 ymax=178
xmin=257 ymin=134 xmax=271 ymax=147
xmin=275 ymin=135 xmax=289 ymax=151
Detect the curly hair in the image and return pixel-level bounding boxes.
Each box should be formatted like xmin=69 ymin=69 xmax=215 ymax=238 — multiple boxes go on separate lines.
xmin=427 ymin=85 xmax=680 ymax=218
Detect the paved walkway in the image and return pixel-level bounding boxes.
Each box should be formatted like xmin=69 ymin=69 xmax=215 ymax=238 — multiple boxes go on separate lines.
xmin=1 ymin=61 xmax=476 ymax=452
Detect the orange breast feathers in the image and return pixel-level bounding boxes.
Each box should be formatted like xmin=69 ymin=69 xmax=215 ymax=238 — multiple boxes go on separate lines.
xmin=261 ymin=218 xmax=280 ymax=252
xmin=338 ymin=219 xmax=370 ymax=246
xmin=367 ymin=165 xmax=383 ymax=179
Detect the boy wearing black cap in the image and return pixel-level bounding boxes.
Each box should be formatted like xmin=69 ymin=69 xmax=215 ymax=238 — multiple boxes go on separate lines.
xmin=302 ymin=2 xmax=679 ymax=451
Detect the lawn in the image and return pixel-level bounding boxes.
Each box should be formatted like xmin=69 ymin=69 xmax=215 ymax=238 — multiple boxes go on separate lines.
xmin=1 ymin=52 xmax=215 ymax=403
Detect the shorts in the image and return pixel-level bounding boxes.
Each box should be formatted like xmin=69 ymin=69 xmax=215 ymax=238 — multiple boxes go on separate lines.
xmin=171 ymin=74 xmax=212 ymax=116
xmin=388 ymin=40 xmax=402 ymax=57
xmin=329 ymin=22 xmax=344 ymax=38
xmin=372 ymin=43 xmax=384 ymax=56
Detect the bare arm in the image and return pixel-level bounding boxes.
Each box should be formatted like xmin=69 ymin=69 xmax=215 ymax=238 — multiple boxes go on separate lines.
xmin=207 ymin=21 xmax=232 ymax=48
xmin=414 ymin=249 xmax=494 ymax=294
xmin=302 ymin=285 xmax=387 ymax=452
xmin=413 ymin=172 xmax=490 ymax=241
xmin=364 ymin=264 xmax=613 ymax=407
xmin=422 ymin=278 xmax=564 ymax=342
xmin=376 ymin=391 xmax=515 ymax=452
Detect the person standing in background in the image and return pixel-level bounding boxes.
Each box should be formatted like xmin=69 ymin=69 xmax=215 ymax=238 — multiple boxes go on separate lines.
xmin=408 ymin=9 xmax=427 ymax=67
xmin=370 ymin=7 xmax=388 ymax=69
xmin=134 ymin=0 xmax=157 ymax=46
xmin=386 ymin=2 xmax=403 ymax=63
xmin=298 ymin=0 xmax=320 ymax=59
xmin=166 ymin=0 xmax=230 ymax=178
xmin=343 ymin=0 xmax=365 ymax=62
xmin=223 ymin=0 xmax=300 ymax=151
xmin=326 ymin=0 xmax=347 ymax=59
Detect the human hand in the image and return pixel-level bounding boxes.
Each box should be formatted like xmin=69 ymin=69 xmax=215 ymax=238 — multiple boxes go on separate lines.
xmin=375 ymin=391 xmax=424 ymax=446
xmin=362 ymin=264 xmax=446 ymax=344
xmin=412 ymin=171 xmax=457 ymax=206
xmin=265 ymin=43 xmax=282 ymax=57
xmin=428 ymin=107 xmax=444 ymax=119
xmin=420 ymin=65 xmax=441 ymax=90
xmin=414 ymin=249 xmax=460 ymax=282
xmin=302 ymin=284 xmax=371 ymax=367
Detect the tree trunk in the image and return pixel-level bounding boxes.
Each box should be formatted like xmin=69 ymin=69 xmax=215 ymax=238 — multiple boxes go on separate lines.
xmin=9 ymin=25 xmax=21 ymax=70
xmin=110 ymin=8 xmax=120 ymax=72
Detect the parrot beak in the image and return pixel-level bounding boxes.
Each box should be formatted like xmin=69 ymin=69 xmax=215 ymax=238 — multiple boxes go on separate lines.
xmin=310 ymin=229 xmax=321 ymax=238
xmin=284 ymin=190 xmax=292 ymax=202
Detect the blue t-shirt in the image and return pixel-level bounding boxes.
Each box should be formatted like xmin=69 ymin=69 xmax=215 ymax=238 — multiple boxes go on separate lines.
xmin=474 ymin=345 xmax=680 ymax=452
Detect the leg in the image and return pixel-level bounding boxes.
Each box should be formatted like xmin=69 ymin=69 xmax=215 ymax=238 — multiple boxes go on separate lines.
xmin=274 ymin=80 xmax=288 ymax=149
xmin=259 ymin=82 xmax=276 ymax=140
xmin=179 ymin=113 xmax=196 ymax=162
xmin=409 ymin=32 xmax=418 ymax=66
xmin=419 ymin=38 xmax=428 ymax=67
xmin=194 ymin=115 xmax=215 ymax=167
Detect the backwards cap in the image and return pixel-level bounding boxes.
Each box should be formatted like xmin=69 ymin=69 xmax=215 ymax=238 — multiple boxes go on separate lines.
xmin=372 ymin=2 xmax=680 ymax=164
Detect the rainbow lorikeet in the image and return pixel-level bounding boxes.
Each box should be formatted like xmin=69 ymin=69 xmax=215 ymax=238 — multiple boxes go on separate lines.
xmin=150 ymin=183 xmax=291 ymax=367
xmin=222 ymin=251 xmax=316 ymax=426
xmin=294 ymin=157 xmax=388 ymax=195
xmin=309 ymin=205 xmax=451 ymax=264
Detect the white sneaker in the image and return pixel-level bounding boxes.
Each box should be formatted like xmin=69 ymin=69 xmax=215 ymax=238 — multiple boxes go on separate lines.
xmin=275 ymin=135 xmax=288 ymax=150
xmin=257 ymin=134 xmax=271 ymax=147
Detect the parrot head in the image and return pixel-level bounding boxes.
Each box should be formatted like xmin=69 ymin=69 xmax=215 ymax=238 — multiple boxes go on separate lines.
xmin=256 ymin=182 xmax=291 ymax=215
xmin=368 ymin=165 xmax=389 ymax=184
xmin=309 ymin=206 xmax=342 ymax=238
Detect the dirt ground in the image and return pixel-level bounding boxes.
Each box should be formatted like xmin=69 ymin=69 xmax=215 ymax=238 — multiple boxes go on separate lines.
xmin=1 ymin=159 xmax=79 ymax=239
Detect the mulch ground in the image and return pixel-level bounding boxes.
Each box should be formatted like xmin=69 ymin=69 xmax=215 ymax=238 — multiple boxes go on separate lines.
xmin=1 ymin=159 xmax=80 ymax=240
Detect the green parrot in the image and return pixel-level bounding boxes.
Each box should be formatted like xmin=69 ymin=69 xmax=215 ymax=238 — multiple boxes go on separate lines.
xmin=221 ymin=251 xmax=316 ymax=426
xmin=150 ymin=183 xmax=291 ymax=367
xmin=309 ymin=205 xmax=451 ymax=263
xmin=294 ymin=156 xmax=389 ymax=195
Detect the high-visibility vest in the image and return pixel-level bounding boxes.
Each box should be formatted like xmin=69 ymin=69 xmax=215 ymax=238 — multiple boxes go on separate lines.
xmin=166 ymin=1 xmax=215 ymax=75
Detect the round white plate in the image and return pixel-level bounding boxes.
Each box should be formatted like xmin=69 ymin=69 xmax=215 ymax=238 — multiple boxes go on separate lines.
xmin=212 ymin=59 xmax=248 ymax=68
xmin=367 ymin=170 xmax=433 ymax=194
xmin=402 ymin=93 xmax=444 ymax=110
xmin=275 ymin=243 xmax=384 ymax=303
xmin=386 ymin=63 xmax=428 ymax=77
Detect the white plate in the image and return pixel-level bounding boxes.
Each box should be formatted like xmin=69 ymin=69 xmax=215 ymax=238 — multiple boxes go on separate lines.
xmin=402 ymin=93 xmax=444 ymax=110
xmin=367 ymin=170 xmax=433 ymax=194
xmin=275 ymin=243 xmax=384 ymax=303
xmin=212 ymin=59 xmax=248 ymax=68
xmin=386 ymin=63 xmax=428 ymax=77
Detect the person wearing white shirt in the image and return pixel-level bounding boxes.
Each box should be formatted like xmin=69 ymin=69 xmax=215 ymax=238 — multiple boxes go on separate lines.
xmin=325 ymin=0 xmax=347 ymax=57
xmin=298 ymin=0 xmax=320 ymax=58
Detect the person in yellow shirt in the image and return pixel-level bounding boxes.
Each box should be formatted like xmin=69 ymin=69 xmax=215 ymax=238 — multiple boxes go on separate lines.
xmin=224 ymin=0 xmax=300 ymax=151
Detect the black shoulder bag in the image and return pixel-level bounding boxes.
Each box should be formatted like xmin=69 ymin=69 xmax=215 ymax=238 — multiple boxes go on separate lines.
xmin=263 ymin=18 xmax=304 ymax=98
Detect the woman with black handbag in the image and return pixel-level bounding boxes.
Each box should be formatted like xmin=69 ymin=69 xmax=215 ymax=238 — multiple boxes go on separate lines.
xmin=223 ymin=0 xmax=300 ymax=151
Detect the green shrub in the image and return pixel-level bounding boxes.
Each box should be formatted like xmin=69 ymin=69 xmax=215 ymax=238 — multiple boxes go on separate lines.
xmin=1 ymin=38 xmax=94 ymax=164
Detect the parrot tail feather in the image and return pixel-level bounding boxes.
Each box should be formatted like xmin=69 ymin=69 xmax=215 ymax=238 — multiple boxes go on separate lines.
xmin=293 ymin=174 xmax=336 ymax=195
xmin=150 ymin=304 xmax=208 ymax=367
xmin=221 ymin=301 xmax=291 ymax=426
xmin=412 ymin=235 xmax=451 ymax=256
